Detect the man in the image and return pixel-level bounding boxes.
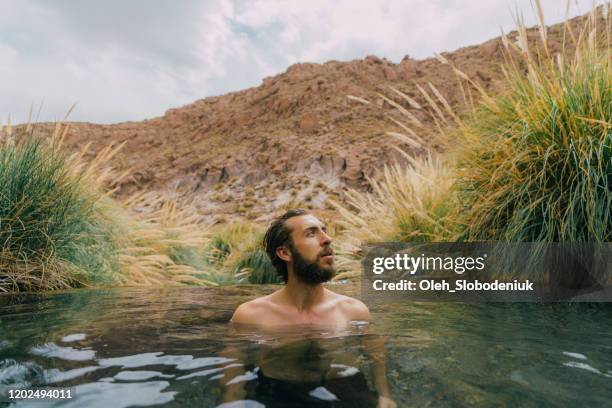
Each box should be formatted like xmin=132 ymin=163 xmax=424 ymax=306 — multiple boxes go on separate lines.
xmin=223 ymin=209 xmax=396 ymax=408
xmin=231 ymin=209 xmax=370 ymax=326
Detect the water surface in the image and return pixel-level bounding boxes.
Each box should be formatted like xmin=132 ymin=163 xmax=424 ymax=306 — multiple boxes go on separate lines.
xmin=1 ymin=284 xmax=611 ymax=407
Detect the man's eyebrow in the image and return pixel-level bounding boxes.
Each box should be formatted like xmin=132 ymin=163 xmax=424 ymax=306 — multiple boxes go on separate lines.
xmin=304 ymin=225 xmax=326 ymax=234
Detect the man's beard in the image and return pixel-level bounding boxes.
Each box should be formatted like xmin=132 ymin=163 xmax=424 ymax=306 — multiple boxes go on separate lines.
xmin=289 ymin=244 xmax=336 ymax=284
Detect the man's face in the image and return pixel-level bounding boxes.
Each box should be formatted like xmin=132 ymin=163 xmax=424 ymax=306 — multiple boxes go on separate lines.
xmin=284 ymin=214 xmax=335 ymax=284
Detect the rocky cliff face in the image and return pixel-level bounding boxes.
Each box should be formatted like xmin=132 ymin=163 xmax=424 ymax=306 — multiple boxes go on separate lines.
xmin=21 ymin=14 xmax=590 ymax=222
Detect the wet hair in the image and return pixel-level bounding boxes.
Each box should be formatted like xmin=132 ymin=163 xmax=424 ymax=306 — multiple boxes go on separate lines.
xmin=263 ymin=209 xmax=309 ymax=283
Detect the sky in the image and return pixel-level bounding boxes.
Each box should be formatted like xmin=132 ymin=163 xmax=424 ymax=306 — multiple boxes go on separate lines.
xmin=0 ymin=0 xmax=604 ymax=124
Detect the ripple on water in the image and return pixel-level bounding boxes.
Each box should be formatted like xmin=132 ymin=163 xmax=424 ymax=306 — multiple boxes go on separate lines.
xmin=309 ymin=386 xmax=339 ymax=401
xmin=30 ymin=343 xmax=96 ymax=361
xmin=226 ymin=368 xmax=259 ymax=385
xmin=61 ymin=333 xmax=87 ymax=343
xmin=98 ymin=352 xmax=234 ymax=370
xmin=45 ymin=366 xmax=101 ymax=383
xmin=113 ymin=370 xmax=174 ymax=381
xmin=563 ymin=361 xmax=612 ymax=378
xmin=0 ymin=359 xmax=45 ymax=386
xmin=176 ymin=363 xmax=243 ymax=380
xmin=217 ymin=400 xmax=265 ymax=408
xmin=562 ymin=351 xmax=587 ymax=360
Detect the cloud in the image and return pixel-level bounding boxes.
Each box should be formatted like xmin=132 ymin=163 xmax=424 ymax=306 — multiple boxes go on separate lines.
xmin=0 ymin=0 xmax=600 ymax=124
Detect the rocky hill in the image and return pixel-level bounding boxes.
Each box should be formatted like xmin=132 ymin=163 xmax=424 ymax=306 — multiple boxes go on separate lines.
xmin=20 ymin=13 xmax=595 ymax=223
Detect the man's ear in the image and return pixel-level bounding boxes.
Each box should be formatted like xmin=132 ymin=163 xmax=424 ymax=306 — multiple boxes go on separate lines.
xmin=276 ymin=246 xmax=292 ymax=262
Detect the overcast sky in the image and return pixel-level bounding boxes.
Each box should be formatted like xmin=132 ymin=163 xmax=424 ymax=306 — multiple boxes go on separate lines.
xmin=0 ymin=0 xmax=602 ymax=124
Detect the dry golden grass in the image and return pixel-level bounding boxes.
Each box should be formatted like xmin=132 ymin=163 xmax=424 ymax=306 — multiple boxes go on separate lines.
xmin=330 ymin=154 xmax=458 ymax=280
xmin=113 ymin=194 xmax=215 ymax=286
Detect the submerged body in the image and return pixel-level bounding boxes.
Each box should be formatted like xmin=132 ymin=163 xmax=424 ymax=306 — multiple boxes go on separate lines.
xmin=223 ymin=322 xmax=384 ymax=407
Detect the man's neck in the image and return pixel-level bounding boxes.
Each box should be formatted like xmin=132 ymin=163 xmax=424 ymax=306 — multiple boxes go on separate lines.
xmin=283 ymin=277 xmax=325 ymax=312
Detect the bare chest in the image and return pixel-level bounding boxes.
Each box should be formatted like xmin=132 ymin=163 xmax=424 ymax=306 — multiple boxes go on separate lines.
xmin=264 ymin=304 xmax=349 ymax=326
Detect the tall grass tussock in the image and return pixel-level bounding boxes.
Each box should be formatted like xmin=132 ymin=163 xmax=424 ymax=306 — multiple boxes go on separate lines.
xmin=456 ymin=5 xmax=611 ymax=242
xmin=0 ymin=122 xmax=125 ymax=291
xmin=0 ymin=122 xmax=214 ymax=292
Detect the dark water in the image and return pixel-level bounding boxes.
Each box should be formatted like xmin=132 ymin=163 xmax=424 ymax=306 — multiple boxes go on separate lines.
xmin=1 ymin=284 xmax=611 ymax=407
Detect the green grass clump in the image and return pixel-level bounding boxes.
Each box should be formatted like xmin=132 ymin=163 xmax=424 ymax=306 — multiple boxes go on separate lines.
xmin=233 ymin=247 xmax=279 ymax=284
xmin=205 ymin=236 xmax=232 ymax=265
xmin=168 ymin=246 xmax=208 ymax=271
xmin=202 ymin=222 xmax=279 ymax=284
xmin=0 ymin=132 xmax=118 ymax=291
xmin=456 ymin=15 xmax=611 ymax=242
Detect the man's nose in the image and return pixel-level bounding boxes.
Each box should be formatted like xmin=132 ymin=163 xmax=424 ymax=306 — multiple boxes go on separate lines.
xmin=320 ymin=231 xmax=332 ymax=246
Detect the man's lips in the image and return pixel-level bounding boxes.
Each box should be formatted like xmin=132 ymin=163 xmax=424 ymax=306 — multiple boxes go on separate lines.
xmin=320 ymin=249 xmax=334 ymax=259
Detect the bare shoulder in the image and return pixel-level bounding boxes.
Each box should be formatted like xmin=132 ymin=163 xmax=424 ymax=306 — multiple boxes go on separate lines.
xmin=327 ymin=290 xmax=371 ymax=321
xmin=231 ymin=295 xmax=273 ymax=324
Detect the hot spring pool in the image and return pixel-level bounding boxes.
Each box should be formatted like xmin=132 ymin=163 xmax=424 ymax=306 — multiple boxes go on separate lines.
xmin=1 ymin=284 xmax=611 ymax=407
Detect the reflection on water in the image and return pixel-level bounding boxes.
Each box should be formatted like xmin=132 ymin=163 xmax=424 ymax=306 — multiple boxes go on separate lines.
xmin=1 ymin=285 xmax=612 ymax=407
